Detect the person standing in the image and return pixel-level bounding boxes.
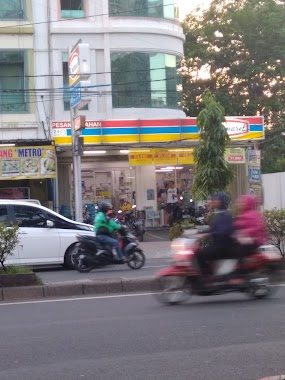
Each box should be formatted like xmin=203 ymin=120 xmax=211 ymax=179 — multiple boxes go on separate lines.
xmin=166 ymin=181 xmax=178 ymax=225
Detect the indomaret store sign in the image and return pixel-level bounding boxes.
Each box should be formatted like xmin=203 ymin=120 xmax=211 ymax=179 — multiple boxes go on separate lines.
xmin=52 ymin=117 xmax=264 ymax=146
xmin=0 ymin=146 xmax=56 ymax=180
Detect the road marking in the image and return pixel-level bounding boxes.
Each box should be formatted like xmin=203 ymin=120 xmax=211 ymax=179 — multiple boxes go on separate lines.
xmin=0 ymin=292 xmax=156 ymax=307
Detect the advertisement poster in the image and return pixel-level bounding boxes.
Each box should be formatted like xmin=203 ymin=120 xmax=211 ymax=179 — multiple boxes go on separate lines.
xmin=248 ymin=167 xmax=261 ymax=183
xmin=0 ymin=146 xmax=56 ymax=180
xmin=248 ymin=149 xmax=261 ymax=167
xmin=225 ymin=148 xmax=246 ymax=164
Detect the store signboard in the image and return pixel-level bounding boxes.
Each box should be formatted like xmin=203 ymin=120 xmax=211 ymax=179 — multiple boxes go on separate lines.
xmin=248 ymin=167 xmax=261 ymax=183
xmin=153 ymin=149 xmax=177 ymax=165
xmin=0 ymin=146 xmax=56 ymax=180
xmin=177 ymin=149 xmax=195 ymax=165
xmin=129 ymin=150 xmax=153 ymax=166
xmin=248 ymin=149 xmax=261 ymax=166
xmin=225 ymin=148 xmax=246 ymax=164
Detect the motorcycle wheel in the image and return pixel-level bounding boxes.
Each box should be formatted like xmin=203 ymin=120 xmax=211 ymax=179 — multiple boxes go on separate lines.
xmin=138 ymin=235 xmax=144 ymax=242
xmin=73 ymin=252 xmax=94 ymax=273
xmin=127 ymin=249 xmax=145 ymax=270
xmin=247 ymin=268 xmax=279 ymax=299
xmin=154 ymin=276 xmax=191 ymax=305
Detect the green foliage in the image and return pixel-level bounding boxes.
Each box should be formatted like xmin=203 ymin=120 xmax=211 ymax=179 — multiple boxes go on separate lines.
xmin=1 ymin=265 xmax=33 ymax=274
xmin=169 ymin=223 xmax=183 ymax=241
xmin=0 ymin=223 xmax=19 ymax=272
xmin=192 ymin=92 xmax=233 ymax=200
xmin=264 ymin=209 xmax=285 ymax=256
xmin=261 ymin=126 xmax=285 ymax=173
xmin=182 ymin=0 xmax=285 ymax=130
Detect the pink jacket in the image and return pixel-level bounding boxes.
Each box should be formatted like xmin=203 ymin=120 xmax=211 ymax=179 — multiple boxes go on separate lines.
xmin=234 ymin=195 xmax=268 ymax=246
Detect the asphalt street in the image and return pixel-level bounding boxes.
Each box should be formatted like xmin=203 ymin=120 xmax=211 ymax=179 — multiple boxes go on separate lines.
xmin=0 ymin=288 xmax=285 ymax=380
xmin=38 ymin=257 xmax=171 ymax=283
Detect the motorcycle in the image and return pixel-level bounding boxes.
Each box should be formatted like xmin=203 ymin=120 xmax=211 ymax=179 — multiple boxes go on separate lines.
xmin=154 ymin=229 xmax=282 ymax=305
xmin=121 ymin=206 xmax=145 ymax=242
xmin=73 ymin=227 xmax=146 ymax=273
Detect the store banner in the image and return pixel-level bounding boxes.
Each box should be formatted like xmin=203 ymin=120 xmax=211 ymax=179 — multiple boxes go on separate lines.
xmin=0 ymin=146 xmax=56 ymax=180
xmin=248 ymin=149 xmax=261 ymax=167
xmin=177 ymin=149 xmax=195 ymax=165
xmin=225 ymin=148 xmax=246 ymax=164
xmin=153 ymin=149 xmax=177 ymax=165
xmin=129 ymin=150 xmax=153 ymax=166
xmin=248 ymin=166 xmax=261 ymax=183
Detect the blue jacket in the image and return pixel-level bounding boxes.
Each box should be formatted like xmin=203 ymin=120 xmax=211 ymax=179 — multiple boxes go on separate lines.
xmin=209 ymin=193 xmax=234 ymax=245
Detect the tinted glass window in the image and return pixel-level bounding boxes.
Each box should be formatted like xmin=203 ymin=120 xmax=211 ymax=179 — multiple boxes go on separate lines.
xmin=46 ymin=212 xmax=78 ymax=230
xmin=14 ymin=205 xmax=47 ymax=227
xmin=0 ymin=205 xmax=10 ymax=226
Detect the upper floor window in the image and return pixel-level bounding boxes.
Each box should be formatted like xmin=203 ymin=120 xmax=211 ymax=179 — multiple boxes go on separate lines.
xmin=0 ymin=0 xmax=24 ymax=20
xmin=111 ymin=52 xmax=181 ymax=109
xmin=109 ymin=0 xmax=175 ymax=20
xmin=60 ymin=0 xmax=85 ymax=18
xmin=0 ymin=50 xmax=27 ymax=113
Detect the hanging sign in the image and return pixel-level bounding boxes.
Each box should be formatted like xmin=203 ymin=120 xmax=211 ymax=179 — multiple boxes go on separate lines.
xmin=225 ymin=148 xmax=246 ymax=164
xmin=129 ymin=150 xmax=153 ymax=166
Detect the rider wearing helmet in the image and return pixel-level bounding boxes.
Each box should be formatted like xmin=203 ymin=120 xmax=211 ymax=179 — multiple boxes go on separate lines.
xmin=94 ymin=201 xmax=126 ymax=262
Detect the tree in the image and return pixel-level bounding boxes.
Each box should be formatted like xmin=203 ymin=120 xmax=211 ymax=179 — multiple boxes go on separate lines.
xmin=261 ymin=124 xmax=285 ymax=173
xmin=192 ymin=91 xmax=233 ymax=200
xmin=182 ymin=0 xmax=285 ymax=128
xmin=0 ymin=223 xmax=19 ymax=271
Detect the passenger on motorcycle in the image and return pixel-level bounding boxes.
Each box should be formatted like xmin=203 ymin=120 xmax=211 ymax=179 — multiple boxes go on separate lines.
xmin=94 ymin=201 xmax=126 ymax=263
xmin=197 ymin=192 xmax=234 ymax=275
xmin=233 ymin=195 xmax=268 ymax=258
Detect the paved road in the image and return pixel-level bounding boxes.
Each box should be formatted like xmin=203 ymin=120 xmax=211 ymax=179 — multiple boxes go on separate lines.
xmin=0 ymin=288 xmax=285 ymax=379
xmin=37 ymin=257 xmax=171 ymax=283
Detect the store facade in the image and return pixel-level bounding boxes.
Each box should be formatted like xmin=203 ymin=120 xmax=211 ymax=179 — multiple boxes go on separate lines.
xmin=53 ymin=116 xmax=264 ymax=224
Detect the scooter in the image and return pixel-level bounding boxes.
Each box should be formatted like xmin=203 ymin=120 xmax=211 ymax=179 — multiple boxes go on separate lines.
xmin=119 ymin=206 xmax=145 ymax=242
xmin=154 ymin=229 xmax=282 ymax=305
xmin=73 ymin=226 xmax=145 ymax=273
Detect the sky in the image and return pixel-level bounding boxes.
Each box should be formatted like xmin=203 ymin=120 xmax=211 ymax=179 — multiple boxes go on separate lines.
xmin=178 ymin=0 xmax=211 ymax=19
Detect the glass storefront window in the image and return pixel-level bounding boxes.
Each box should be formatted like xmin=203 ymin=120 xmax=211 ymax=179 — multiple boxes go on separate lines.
xmin=109 ymin=0 xmax=175 ymax=20
xmin=111 ymin=52 xmax=181 ymax=109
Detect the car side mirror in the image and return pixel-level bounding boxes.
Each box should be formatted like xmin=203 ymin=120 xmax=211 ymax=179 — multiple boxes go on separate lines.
xmin=46 ymin=220 xmax=55 ymax=228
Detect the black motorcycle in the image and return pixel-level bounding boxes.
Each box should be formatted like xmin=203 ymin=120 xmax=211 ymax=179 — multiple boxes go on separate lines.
xmin=124 ymin=207 xmax=145 ymax=242
xmin=73 ymin=228 xmax=145 ymax=273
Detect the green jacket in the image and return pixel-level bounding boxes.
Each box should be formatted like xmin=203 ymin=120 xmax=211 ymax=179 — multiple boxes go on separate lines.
xmin=94 ymin=212 xmax=121 ymax=235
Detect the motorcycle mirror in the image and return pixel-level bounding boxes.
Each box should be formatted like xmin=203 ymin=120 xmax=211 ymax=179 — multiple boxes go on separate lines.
xmin=132 ymin=205 xmax=136 ymax=209
xmin=118 ymin=210 xmax=122 ymax=214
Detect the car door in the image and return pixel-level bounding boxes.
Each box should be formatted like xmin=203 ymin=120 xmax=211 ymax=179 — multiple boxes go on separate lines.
xmin=0 ymin=204 xmax=19 ymax=265
xmin=12 ymin=205 xmax=61 ymax=265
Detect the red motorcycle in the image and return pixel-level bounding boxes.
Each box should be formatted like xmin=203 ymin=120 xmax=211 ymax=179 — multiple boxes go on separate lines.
xmin=154 ymin=230 xmax=282 ymax=305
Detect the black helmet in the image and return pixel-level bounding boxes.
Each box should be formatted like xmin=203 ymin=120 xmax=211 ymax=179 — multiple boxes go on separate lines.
xmin=98 ymin=201 xmax=112 ymax=213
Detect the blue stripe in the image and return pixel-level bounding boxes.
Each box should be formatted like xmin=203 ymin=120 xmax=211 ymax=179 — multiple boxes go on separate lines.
xmin=249 ymin=124 xmax=263 ymax=132
xmin=102 ymin=128 xmax=139 ymax=135
xmin=140 ymin=127 xmax=180 ymax=134
xmin=181 ymin=126 xmax=199 ymax=133
xmin=82 ymin=129 xmax=101 ymax=136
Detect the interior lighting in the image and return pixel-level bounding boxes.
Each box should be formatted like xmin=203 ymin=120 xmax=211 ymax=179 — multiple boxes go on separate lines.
xmin=83 ymin=150 xmax=107 ymax=155
xmin=120 ymin=150 xmax=130 ymax=154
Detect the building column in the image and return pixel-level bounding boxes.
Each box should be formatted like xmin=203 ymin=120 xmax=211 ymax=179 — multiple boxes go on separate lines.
xmin=135 ymin=166 xmax=157 ymax=211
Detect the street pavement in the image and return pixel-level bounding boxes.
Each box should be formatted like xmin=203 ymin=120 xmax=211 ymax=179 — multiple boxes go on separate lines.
xmin=0 ymin=288 xmax=285 ymax=379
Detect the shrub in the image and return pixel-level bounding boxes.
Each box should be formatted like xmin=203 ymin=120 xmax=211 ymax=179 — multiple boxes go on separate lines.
xmin=169 ymin=223 xmax=183 ymax=241
xmin=264 ymin=209 xmax=285 ymax=256
xmin=0 ymin=223 xmax=19 ymax=271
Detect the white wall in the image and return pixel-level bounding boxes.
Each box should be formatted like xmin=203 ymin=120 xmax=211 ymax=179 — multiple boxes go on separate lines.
xmin=135 ymin=166 xmax=157 ymax=211
xmin=262 ymin=172 xmax=285 ymax=210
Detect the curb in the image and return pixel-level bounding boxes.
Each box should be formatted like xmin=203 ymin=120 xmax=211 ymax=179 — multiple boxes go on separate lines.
xmin=0 ymin=277 xmax=155 ymax=302
xmin=0 ymin=272 xmax=285 ymax=302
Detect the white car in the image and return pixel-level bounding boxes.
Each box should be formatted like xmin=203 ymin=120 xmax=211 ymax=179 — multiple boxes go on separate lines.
xmin=0 ymin=200 xmax=94 ymax=268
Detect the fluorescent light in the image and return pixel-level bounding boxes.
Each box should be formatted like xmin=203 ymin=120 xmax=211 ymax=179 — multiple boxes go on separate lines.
xmin=120 ymin=150 xmax=130 ymax=154
xmin=165 ymin=166 xmax=184 ymax=170
xmin=127 ymin=176 xmax=135 ymax=179
xmin=0 ymin=143 xmax=15 ymax=147
xmin=84 ymin=150 xmax=107 ymax=155
xmin=155 ymin=169 xmax=173 ymax=172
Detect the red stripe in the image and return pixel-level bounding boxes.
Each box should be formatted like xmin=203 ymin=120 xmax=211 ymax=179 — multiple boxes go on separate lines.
xmin=102 ymin=120 xmax=138 ymax=128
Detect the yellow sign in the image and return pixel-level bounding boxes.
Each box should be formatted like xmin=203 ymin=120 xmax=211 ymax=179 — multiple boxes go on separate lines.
xmin=153 ymin=149 xmax=177 ymax=165
xmin=177 ymin=149 xmax=195 ymax=165
xmin=0 ymin=146 xmax=56 ymax=180
xmin=225 ymin=148 xmax=246 ymax=164
xmin=129 ymin=150 xmax=153 ymax=166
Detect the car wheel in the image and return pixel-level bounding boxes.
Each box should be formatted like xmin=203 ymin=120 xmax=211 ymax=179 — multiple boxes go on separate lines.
xmin=64 ymin=243 xmax=79 ymax=270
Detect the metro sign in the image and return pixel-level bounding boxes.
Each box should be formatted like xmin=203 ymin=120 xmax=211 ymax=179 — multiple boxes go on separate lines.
xmin=223 ymin=119 xmax=249 ymax=138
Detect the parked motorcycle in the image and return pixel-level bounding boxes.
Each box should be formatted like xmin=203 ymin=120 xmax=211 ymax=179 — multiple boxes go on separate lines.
xmin=154 ymin=230 xmax=282 ymax=305
xmin=123 ymin=206 xmax=145 ymax=242
xmin=73 ymin=227 xmax=145 ymax=273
